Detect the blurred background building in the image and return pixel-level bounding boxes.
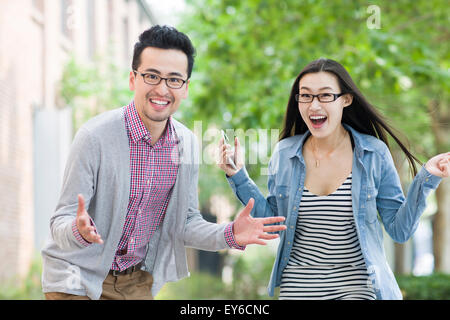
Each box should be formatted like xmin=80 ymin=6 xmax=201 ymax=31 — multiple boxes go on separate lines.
xmin=0 ymin=0 xmax=157 ymax=283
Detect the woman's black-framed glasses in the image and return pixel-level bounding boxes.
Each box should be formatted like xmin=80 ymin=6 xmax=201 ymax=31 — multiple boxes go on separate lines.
xmin=295 ymin=93 xmax=346 ymax=103
xmin=133 ymin=70 xmax=187 ymax=89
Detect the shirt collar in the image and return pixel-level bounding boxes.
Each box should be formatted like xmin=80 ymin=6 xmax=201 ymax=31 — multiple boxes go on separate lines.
xmin=125 ymin=100 xmax=178 ymax=146
xmin=342 ymin=123 xmax=377 ymax=153
xmin=286 ymin=123 xmax=377 ymax=160
xmin=164 ymin=116 xmax=179 ymax=146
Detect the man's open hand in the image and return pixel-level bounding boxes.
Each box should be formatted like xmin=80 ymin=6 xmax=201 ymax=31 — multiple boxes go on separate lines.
xmin=233 ymin=198 xmax=286 ymax=246
xmin=76 ymin=194 xmax=103 ymax=244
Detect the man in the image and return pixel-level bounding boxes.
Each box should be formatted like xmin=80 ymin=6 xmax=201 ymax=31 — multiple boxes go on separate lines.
xmin=41 ymin=25 xmax=286 ymax=300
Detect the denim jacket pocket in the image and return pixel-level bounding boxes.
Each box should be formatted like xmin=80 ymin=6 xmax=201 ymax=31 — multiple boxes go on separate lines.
xmin=275 ymin=185 xmax=290 ymax=216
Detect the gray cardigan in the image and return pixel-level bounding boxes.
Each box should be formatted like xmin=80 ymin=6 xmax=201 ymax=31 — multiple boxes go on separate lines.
xmin=41 ymin=107 xmax=230 ymax=299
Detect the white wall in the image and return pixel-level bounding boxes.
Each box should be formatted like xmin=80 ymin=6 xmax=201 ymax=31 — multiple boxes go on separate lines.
xmin=33 ymin=107 xmax=72 ymax=250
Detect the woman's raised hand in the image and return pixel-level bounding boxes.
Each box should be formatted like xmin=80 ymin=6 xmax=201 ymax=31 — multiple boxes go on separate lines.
xmin=425 ymin=152 xmax=450 ymax=178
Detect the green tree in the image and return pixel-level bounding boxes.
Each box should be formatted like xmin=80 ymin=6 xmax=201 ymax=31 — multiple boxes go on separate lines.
xmin=60 ymin=55 xmax=133 ymax=132
xmin=179 ymin=0 xmax=449 ymax=271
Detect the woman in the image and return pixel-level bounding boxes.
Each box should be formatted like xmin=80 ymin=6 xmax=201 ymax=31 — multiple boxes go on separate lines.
xmin=218 ymin=58 xmax=449 ymax=300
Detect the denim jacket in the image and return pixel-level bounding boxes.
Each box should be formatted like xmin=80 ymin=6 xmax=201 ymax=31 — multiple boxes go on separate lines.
xmin=227 ymin=124 xmax=442 ymax=300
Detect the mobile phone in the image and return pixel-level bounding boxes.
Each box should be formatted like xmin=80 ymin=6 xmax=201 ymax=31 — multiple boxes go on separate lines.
xmin=221 ymin=130 xmax=237 ymax=170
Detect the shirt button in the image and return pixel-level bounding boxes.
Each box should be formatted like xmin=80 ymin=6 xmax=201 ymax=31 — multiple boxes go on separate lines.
xmin=147 ymin=179 xmax=150 ymax=185
xmin=293 ymin=206 xmax=297 ymax=210
xmin=130 ymin=238 xmax=134 ymax=244
xmin=425 ymin=178 xmax=429 ymax=182
xmin=368 ymin=195 xmax=371 ymax=199
xmin=290 ymin=225 xmax=294 ymax=229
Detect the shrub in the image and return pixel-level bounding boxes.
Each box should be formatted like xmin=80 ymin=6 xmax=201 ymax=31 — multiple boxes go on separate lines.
xmin=396 ymin=273 xmax=450 ymax=300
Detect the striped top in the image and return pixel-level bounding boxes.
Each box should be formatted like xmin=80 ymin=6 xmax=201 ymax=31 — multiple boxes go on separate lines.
xmin=279 ymin=173 xmax=376 ymax=300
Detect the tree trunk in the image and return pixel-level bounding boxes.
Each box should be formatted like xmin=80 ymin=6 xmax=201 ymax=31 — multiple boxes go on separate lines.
xmin=428 ymin=100 xmax=450 ymax=272
xmin=433 ymin=178 xmax=450 ymax=272
xmin=391 ymin=149 xmax=411 ymax=274
xmin=394 ymin=242 xmax=406 ymax=274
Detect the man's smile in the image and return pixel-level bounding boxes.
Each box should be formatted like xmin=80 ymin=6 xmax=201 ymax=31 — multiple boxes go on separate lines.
xmin=147 ymin=95 xmax=173 ymax=111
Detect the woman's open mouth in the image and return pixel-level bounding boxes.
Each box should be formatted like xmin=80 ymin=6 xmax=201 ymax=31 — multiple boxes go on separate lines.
xmin=309 ymin=115 xmax=327 ymax=128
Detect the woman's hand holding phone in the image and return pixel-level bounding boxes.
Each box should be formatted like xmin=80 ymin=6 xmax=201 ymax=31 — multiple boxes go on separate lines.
xmin=218 ymin=131 xmax=244 ymax=176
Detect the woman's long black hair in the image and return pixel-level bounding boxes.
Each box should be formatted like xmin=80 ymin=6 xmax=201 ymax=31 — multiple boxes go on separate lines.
xmin=280 ymin=58 xmax=421 ymax=177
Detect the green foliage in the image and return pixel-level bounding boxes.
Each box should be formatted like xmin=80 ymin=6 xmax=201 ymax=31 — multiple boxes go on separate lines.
xmin=156 ymin=271 xmax=229 ymax=300
xmin=157 ymin=245 xmax=278 ymax=299
xmin=60 ymin=55 xmax=133 ymax=133
xmin=179 ymin=0 xmax=449 ymax=203
xmin=182 ymin=0 xmax=449 ymax=128
xmin=227 ymin=245 xmax=279 ymax=299
xmin=0 ymin=253 xmax=44 ymax=300
xmin=396 ymin=273 xmax=450 ymax=300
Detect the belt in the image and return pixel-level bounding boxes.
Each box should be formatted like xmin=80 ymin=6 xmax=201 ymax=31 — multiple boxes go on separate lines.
xmin=109 ymin=262 xmax=143 ymax=277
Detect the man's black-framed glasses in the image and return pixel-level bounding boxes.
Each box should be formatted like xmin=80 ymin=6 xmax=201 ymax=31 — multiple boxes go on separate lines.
xmin=133 ymin=70 xmax=187 ymax=89
xmin=295 ymin=93 xmax=346 ymax=103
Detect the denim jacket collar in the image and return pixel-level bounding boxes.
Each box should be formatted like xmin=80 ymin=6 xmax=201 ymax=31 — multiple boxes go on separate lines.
xmin=286 ymin=123 xmax=378 ymax=161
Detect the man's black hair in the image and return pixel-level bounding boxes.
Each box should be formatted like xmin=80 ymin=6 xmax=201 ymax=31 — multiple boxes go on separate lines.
xmin=132 ymin=25 xmax=196 ymax=78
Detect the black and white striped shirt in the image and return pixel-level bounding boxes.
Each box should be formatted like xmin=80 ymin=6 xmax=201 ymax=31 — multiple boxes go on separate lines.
xmin=279 ymin=173 xmax=376 ymax=300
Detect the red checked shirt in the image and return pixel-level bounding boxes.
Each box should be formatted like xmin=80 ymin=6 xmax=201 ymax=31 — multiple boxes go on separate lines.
xmin=72 ymin=101 xmax=243 ymax=271
xmin=109 ymin=102 xmax=180 ymax=270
